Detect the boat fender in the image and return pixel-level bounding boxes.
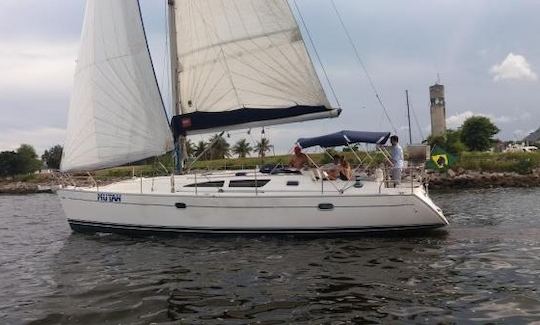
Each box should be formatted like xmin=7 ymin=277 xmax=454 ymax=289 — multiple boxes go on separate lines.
xmin=175 ymin=203 xmax=187 ymax=209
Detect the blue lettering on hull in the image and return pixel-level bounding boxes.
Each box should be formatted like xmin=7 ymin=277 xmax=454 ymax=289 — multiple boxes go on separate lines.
xmin=97 ymin=193 xmax=122 ymax=203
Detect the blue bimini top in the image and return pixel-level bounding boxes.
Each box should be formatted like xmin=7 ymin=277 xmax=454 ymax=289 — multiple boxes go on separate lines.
xmin=297 ymin=130 xmax=390 ymax=149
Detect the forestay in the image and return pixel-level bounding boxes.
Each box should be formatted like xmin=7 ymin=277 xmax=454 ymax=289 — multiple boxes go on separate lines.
xmin=171 ymin=0 xmax=339 ymax=135
xmin=61 ymin=0 xmax=171 ymax=172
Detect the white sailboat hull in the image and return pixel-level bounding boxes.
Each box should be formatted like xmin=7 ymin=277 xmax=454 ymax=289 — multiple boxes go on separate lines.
xmin=58 ymin=174 xmax=448 ymax=235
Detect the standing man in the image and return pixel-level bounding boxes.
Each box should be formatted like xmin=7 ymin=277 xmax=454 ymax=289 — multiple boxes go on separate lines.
xmin=390 ymin=135 xmax=404 ymax=187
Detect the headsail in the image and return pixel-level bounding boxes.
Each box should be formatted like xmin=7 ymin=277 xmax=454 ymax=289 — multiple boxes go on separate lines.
xmin=171 ymin=0 xmax=340 ymax=136
xmin=61 ymin=0 xmax=172 ymax=172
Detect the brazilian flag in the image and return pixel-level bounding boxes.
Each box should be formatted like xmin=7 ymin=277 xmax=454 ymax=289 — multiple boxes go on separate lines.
xmin=426 ymin=146 xmax=456 ymax=170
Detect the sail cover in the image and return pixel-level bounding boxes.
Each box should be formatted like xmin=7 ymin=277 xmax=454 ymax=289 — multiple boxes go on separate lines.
xmin=171 ymin=0 xmax=339 ymax=136
xmin=61 ymin=0 xmax=172 ymax=172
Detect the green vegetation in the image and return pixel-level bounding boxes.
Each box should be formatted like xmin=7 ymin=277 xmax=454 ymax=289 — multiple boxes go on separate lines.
xmin=422 ymin=115 xmax=539 ymax=174
xmin=426 ymin=129 xmax=466 ymax=155
xmin=0 ymin=144 xmax=42 ymax=177
xmin=207 ymin=134 xmax=231 ymax=159
xmin=460 ymin=116 xmax=500 ymax=151
xmin=93 ymin=150 xmax=390 ymax=178
xmin=232 ymin=139 xmax=253 ymax=158
xmin=42 ymin=145 xmax=63 ymax=169
xmin=426 ymin=116 xmax=499 ymax=154
xmin=455 ymin=151 xmax=540 ymax=175
xmin=254 ymin=138 xmax=273 ymax=158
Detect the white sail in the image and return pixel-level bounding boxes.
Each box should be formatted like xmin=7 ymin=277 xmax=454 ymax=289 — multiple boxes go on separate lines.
xmin=61 ymin=0 xmax=172 ymax=172
xmin=172 ymin=0 xmax=335 ymax=134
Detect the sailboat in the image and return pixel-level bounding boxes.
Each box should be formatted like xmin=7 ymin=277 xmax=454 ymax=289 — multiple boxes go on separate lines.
xmin=58 ymin=0 xmax=448 ymax=235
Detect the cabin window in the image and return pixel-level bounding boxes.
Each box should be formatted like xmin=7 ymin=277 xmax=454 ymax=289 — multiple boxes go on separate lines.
xmin=229 ymin=179 xmax=270 ymax=188
xmin=184 ymin=181 xmax=224 ymax=188
xmin=286 ymin=180 xmax=299 ymax=186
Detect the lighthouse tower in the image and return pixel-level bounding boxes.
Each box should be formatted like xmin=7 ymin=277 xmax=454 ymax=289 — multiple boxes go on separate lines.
xmin=430 ymin=83 xmax=446 ymax=137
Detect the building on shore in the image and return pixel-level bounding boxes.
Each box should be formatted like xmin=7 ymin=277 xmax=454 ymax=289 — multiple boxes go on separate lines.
xmin=429 ymin=83 xmax=447 ymax=137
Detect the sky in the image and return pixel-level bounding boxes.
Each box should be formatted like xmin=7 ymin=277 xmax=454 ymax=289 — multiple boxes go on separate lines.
xmin=0 ymin=0 xmax=539 ymax=155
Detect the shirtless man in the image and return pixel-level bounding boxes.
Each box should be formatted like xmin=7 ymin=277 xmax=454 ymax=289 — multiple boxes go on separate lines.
xmin=289 ymin=146 xmax=309 ymax=169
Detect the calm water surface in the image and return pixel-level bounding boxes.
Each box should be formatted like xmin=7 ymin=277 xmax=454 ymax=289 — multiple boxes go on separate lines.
xmin=0 ymin=188 xmax=539 ymax=324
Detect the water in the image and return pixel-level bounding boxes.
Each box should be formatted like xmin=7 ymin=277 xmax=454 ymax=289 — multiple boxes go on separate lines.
xmin=0 ymin=189 xmax=539 ymax=324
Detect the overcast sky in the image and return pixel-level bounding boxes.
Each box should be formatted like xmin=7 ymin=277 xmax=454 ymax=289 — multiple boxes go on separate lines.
xmin=1 ymin=0 xmax=539 ymax=154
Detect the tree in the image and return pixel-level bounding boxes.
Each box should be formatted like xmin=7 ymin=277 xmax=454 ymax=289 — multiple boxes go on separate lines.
xmin=0 ymin=151 xmax=20 ymax=176
xmin=193 ymin=141 xmax=208 ymax=160
xmin=254 ymin=138 xmax=273 ymax=158
xmin=184 ymin=139 xmax=194 ymax=158
xmin=208 ymin=134 xmax=230 ymax=159
xmin=460 ymin=116 xmax=500 ymax=151
xmin=426 ymin=129 xmax=466 ymax=155
xmin=42 ymin=145 xmax=63 ymax=169
xmin=0 ymin=144 xmax=41 ymax=176
xmin=232 ymin=139 xmax=253 ymax=158
xmin=16 ymin=144 xmax=41 ymax=174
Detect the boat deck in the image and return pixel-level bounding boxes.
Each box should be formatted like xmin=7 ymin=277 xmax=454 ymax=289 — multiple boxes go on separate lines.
xmin=74 ymin=169 xmax=424 ymax=197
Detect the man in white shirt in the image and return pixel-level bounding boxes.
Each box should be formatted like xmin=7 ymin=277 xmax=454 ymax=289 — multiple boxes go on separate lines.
xmin=390 ymin=135 xmax=404 ymax=187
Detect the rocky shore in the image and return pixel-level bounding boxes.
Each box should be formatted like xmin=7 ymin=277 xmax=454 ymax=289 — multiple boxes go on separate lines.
xmin=428 ymin=169 xmax=540 ymax=190
xmin=0 ymin=182 xmax=61 ymax=194
xmin=1 ymin=169 xmax=540 ymax=194
xmin=0 ymin=174 xmax=125 ymax=195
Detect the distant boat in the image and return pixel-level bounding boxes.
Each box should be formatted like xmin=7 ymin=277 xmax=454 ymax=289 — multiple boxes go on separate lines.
xmin=58 ymin=0 xmax=448 ymax=235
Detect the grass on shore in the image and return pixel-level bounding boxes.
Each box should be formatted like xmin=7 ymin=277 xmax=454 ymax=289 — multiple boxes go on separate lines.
xmin=93 ymin=151 xmax=540 ymax=179
xmin=455 ymin=151 xmax=540 ymax=174
xmin=2 ymin=151 xmax=538 ymax=183
xmin=93 ymin=151 xmax=389 ymax=179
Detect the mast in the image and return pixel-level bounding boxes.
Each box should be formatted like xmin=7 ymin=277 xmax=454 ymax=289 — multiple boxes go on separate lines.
xmin=405 ymin=90 xmax=412 ymax=145
xmin=168 ymin=0 xmax=184 ymax=173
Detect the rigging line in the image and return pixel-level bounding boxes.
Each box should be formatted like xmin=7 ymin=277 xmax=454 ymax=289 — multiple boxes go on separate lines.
xmin=410 ymin=102 xmax=425 ymax=141
xmin=137 ymin=0 xmax=171 ymax=127
xmin=329 ymin=0 xmax=397 ymax=134
xmin=292 ymin=0 xmax=341 ymax=108
xmin=161 ymin=0 xmax=171 ymax=116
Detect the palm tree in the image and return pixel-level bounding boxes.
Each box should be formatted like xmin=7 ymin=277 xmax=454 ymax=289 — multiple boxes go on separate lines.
xmin=208 ymin=134 xmax=231 ymax=159
xmin=232 ymin=139 xmax=253 ymax=158
xmin=254 ymin=138 xmax=273 ymax=159
xmin=193 ymin=140 xmax=207 ymax=160
xmin=184 ymin=139 xmax=195 ymax=158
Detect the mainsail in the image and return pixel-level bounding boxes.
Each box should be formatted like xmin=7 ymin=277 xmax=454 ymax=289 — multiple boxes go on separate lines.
xmin=61 ymin=0 xmax=172 ymax=172
xmin=171 ymin=0 xmax=340 ymax=136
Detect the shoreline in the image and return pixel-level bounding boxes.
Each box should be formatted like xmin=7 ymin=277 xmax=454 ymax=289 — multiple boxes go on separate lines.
xmin=428 ymin=170 xmax=540 ymax=190
xmin=1 ymin=170 xmax=539 ymax=194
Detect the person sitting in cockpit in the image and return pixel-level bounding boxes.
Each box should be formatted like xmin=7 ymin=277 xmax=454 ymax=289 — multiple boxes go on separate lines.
xmin=289 ymin=145 xmax=309 ymax=169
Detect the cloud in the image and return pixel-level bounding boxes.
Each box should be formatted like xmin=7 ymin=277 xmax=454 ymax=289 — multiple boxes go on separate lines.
xmin=446 ymin=111 xmax=475 ymax=129
xmin=0 ymin=127 xmax=66 ymax=155
xmin=446 ymin=110 xmax=530 ymax=129
xmin=0 ymin=40 xmax=77 ymax=97
xmin=490 ymin=53 xmax=537 ymax=82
